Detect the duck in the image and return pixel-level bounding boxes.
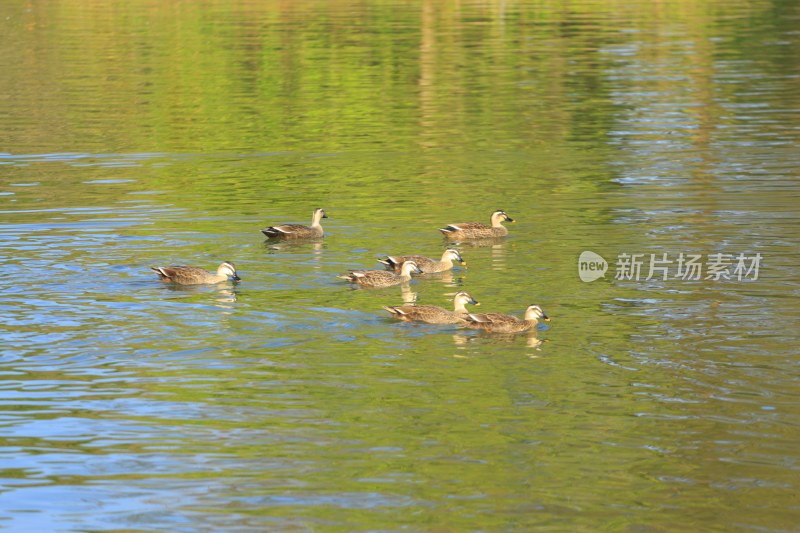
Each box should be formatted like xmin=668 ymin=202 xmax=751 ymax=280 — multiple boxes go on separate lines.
xmin=337 ymin=260 xmax=422 ymax=288
xmin=261 ymin=208 xmax=327 ymax=239
xmin=464 ymin=304 xmax=549 ymax=333
xmin=151 ymin=261 xmax=241 ymax=285
xmin=378 ymin=249 xmax=465 ymax=273
xmin=383 ymin=291 xmax=480 ymax=324
xmin=439 ymin=210 xmax=514 ymax=240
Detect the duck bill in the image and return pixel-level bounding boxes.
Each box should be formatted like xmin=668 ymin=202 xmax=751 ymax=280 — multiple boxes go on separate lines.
xmin=472 ymin=300 xmax=480 ymax=306
xmin=233 ymin=275 xmax=242 ymax=281
xmin=542 ymin=315 xmax=550 ymax=322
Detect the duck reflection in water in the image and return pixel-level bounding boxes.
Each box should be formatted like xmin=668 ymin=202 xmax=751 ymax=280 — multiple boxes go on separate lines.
xmin=264 ymin=238 xmax=324 ymax=254
xmin=452 ymin=331 xmax=546 ymax=350
xmin=420 ymin=268 xmax=465 ymax=287
xmin=400 ymin=283 xmax=418 ymax=304
xmin=450 ymin=235 xmax=508 ymax=248
xmin=157 ymin=282 xmax=239 ymax=308
xmin=264 ymin=238 xmax=325 ymax=271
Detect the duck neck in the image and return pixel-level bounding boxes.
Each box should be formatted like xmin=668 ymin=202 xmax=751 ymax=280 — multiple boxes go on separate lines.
xmin=399 ymin=266 xmax=415 ymax=280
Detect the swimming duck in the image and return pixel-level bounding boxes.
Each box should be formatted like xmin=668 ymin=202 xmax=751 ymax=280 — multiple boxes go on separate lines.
xmin=383 ymin=291 xmax=479 ymax=324
xmin=337 ymin=260 xmax=422 ymax=288
xmin=464 ymin=304 xmax=549 ymax=333
xmin=151 ymin=261 xmax=241 ymax=285
xmin=378 ymin=249 xmax=465 ymax=273
xmin=261 ymin=208 xmax=327 ymax=239
xmin=439 ymin=210 xmax=514 ymax=240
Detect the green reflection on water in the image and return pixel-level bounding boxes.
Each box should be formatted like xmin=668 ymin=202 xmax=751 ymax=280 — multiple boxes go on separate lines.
xmin=0 ymin=0 xmax=799 ymax=531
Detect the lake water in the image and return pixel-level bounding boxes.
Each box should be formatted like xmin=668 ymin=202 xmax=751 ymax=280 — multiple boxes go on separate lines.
xmin=1 ymin=1 xmax=799 ymax=531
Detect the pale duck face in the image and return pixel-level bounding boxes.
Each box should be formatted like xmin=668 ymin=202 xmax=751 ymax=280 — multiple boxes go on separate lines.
xmin=445 ymin=249 xmax=464 ymax=264
xmin=218 ymin=261 xmax=241 ymax=281
xmin=491 ymin=210 xmax=514 ymax=225
xmin=455 ymin=291 xmax=479 ymax=307
xmin=524 ymin=304 xmax=549 ymax=322
xmin=312 ymin=208 xmax=328 ymax=224
xmin=401 ymin=260 xmax=422 ymax=276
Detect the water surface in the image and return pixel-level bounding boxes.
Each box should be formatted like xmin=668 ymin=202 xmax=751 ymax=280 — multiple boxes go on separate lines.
xmin=1 ymin=1 xmax=799 ymax=531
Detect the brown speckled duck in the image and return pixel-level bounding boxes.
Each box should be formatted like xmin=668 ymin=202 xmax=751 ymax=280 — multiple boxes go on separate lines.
xmin=439 ymin=210 xmax=514 ymax=240
xmin=383 ymin=291 xmax=479 ymax=324
xmin=337 ymin=260 xmax=422 ymax=288
xmin=378 ymin=249 xmax=465 ymax=273
xmin=261 ymin=208 xmax=327 ymax=239
xmin=151 ymin=261 xmax=241 ymax=285
xmin=464 ymin=304 xmax=549 ymax=333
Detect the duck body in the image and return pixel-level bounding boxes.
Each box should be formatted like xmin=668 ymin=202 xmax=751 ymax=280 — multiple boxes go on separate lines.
xmin=151 ymin=261 xmax=241 ymax=285
xmin=338 ymin=261 xmax=421 ymax=288
xmin=379 ymin=249 xmax=465 ymax=273
xmin=384 ymin=291 xmax=479 ymax=324
xmin=261 ymin=208 xmax=327 ymax=240
xmin=465 ymin=304 xmax=549 ymax=333
xmin=440 ymin=210 xmax=514 ymax=240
